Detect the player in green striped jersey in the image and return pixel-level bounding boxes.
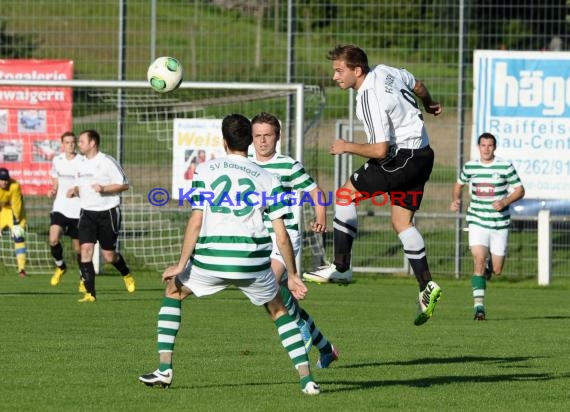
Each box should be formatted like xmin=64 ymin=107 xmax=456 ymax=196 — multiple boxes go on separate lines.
xmin=450 ymin=132 xmax=525 ymax=320
xmin=139 ymin=114 xmax=320 ymax=394
xmin=251 ymin=112 xmax=339 ymax=369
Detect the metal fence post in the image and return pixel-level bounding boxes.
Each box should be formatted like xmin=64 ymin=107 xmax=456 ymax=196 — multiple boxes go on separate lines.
xmin=537 ymin=210 xmax=551 ymax=286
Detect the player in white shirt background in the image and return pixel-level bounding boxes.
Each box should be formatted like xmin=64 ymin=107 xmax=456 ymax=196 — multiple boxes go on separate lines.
xmin=48 ymin=131 xmax=83 ymax=288
xmin=303 ymin=44 xmax=443 ymax=326
xmin=70 ymin=129 xmax=135 ymax=303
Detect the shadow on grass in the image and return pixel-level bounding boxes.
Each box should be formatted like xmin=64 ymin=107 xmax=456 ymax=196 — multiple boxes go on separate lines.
xmin=0 ymin=291 xmax=68 ymax=296
xmin=491 ymin=315 xmax=570 ymax=321
xmin=342 ymin=355 xmax=543 ymax=369
xmin=154 ymin=371 xmax=569 ymax=392
xmin=321 ymin=372 xmax=561 ymax=391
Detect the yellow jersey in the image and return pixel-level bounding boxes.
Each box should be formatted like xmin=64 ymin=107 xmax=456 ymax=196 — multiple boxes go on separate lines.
xmin=0 ymin=179 xmax=26 ymax=225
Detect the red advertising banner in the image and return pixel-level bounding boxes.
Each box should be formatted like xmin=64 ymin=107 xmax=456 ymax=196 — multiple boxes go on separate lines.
xmin=0 ymin=59 xmax=73 ymax=195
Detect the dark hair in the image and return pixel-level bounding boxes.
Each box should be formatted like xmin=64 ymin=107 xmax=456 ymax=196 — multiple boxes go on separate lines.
xmin=327 ymin=44 xmax=370 ymax=73
xmin=0 ymin=167 xmax=10 ymax=181
xmin=79 ymin=129 xmax=100 ymax=148
xmin=251 ymin=112 xmax=281 ymax=138
xmin=221 ymin=114 xmax=252 ymax=152
xmin=477 ymin=132 xmax=497 ymax=146
xmin=60 ymin=131 xmax=76 ymax=142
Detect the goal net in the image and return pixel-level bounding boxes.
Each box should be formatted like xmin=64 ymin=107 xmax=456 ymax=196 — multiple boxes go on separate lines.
xmin=0 ymin=79 xmax=327 ymax=274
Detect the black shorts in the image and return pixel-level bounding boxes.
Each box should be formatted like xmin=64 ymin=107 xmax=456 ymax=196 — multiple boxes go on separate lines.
xmin=349 ymin=145 xmax=434 ymax=211
xmin=78 ymin=206 xmax=122 ymax=251
xmin=50 ymin=211 xmax=79 ymax=239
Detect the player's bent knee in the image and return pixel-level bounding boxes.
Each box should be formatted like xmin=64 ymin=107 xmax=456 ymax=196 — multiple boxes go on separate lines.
xmin=265 ymin=299 xmax=288 ymax=320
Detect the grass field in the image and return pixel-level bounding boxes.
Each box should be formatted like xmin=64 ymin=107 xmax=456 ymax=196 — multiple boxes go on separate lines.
xmin=2 ymin=270 xmax=570 ymax=411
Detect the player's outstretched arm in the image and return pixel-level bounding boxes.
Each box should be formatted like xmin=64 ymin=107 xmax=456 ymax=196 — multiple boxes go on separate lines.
xmin=308 ymin=186 xmax=327 ymax=233
xmin=272 ymin=218 xmax=307 ymax=300
xmin=162 ymin=210 xmax=202 ymax=282
xmin=413 ymin=80 xmax=443 ymax=116
xmin=11 ymin=183 xmax=25 ymax=224
xmin=450 ymin=183 xmax=464 ymax=212
xmin=48 ymin=177 xmax=58 ymax=198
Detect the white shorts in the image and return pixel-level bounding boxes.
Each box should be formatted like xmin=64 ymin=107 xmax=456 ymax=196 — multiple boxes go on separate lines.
xmin=177 ymin=262 xmax=279 ymax=306
xmin=468 ymin=224 xmax=509 ymax=256
xmin=270 ymin=232 xmax=301 ymax=267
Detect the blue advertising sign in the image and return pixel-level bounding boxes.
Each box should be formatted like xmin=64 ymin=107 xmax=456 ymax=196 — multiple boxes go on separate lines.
xmin=473 ymin=50 xmax=570 ymax=199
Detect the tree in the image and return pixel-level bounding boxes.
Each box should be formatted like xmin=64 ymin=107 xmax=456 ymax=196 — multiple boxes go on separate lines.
xmin=472 ymin=0 xmax=569 ymax=50
xmin=0 ymin=20 xmax=40 ymax=58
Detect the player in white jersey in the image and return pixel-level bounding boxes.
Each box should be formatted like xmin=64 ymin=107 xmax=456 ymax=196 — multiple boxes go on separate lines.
xmin=303 ymin=44 xmax=443 ymax=326
xmin=70 ymin=129 xmax=135 ymax=302
xmin=450 ymin=132 xmax=525 ymax=320
xmin=48 ymin=132 xmax=83 ymax=287
xmin=138 ymin=114 xmax=320 ymax=395
xmin=251 ymin=112 xmax=338 ymax=368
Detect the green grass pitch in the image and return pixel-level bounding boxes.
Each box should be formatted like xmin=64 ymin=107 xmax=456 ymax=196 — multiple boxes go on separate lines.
xmin=1 ymin=269 xmax=569 ymax=411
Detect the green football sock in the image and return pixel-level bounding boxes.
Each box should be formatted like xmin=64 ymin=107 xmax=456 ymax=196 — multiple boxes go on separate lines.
xmin=280 ymin=285 xmax=301 ymax=323
xmin=274 ymin=313 xmax=309 ymax=370
xmin=157 ymin=297 xmax=181 ymax=353
xmin=471 ymin=274 xmax=486 ymax=308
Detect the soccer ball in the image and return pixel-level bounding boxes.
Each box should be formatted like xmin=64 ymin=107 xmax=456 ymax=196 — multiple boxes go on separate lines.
xmin=147 ymin=56 xmax=184 ymax=93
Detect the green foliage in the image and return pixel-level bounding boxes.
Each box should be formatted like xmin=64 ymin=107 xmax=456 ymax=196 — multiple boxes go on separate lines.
xmin=0 ymin=20 xmax=40 ymax=58
xmin=1 ymin=272 xmax=570 ymax=410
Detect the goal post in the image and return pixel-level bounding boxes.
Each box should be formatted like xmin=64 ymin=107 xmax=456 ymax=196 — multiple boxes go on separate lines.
xmin=0 ymin=78 xmax=322 ymax=274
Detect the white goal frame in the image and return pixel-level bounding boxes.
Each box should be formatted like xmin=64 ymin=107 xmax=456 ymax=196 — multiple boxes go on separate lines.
xmin=0 ymin=79 xmax=306 ymax=273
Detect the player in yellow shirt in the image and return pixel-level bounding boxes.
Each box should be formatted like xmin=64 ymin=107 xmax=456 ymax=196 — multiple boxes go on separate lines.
xmin=0 ymin=167 xmax=27 ymax=277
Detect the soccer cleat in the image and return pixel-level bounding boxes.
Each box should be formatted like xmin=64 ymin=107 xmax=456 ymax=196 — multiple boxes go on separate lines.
xmin=301 ymin=381 xmax=320 ymax=395
xmin=123 ymin=274 xmax=136 ymax=293
xmin=302 ymin=264 xmax=352 ymax=284
xmin=78 ymin=293 xmax=96 ymax=303
xmin=316 ymin=345 xmax=339 ymax=369
xmin=474 ymin=305 xmax=486 ymax=321
xmin=18 ymin=270 xmax=26 ymax=278
xmin=139 ymin=369 xmax=173 ymax=388
xmin=78 ymin=279 xmax=86 ymax=293
xmin=298 ymin=320 xmax=313 ymax=352
xmin=414 ymin=281 xmax=442 ymax=326
xmin=50 ymin=266 xmax=66 ymax=286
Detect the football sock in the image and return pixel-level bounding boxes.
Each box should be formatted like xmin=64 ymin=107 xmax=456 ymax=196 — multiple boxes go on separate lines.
xmin=112 ymin=253 xmax=130 ymax=276
xmin=280 ymin=285 xmax=302 ymax=323
xmin=300 ymin=308 xmax=332 ymax=354
xmin=274 ymin=313 xmax=309 ymax=369
xmin=15 ymin=240 xmax=26 ymax=272
xmin=472 ymin=274 xmax=486 ymax=308
xmin=157 ymin=297 xmax=181 ymax=353
xmin=332 ymin=201 xmax=357 ymax=272
xmin=80 ymin=262 xmax=96 ymax=296
xmin=300 ymin=374 xmax=316 ymax=389
xmin=159 ymin=363 xmax=172 ymax=373
xmin=399 ymin=226 xmax=432 ymax=290
xmin=76 ymin=253 xmax=82 ymax=269
xmin=51 ymin=243 xmax=64 ymax=267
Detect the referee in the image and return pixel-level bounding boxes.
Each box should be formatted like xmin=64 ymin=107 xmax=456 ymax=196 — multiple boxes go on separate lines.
xmin=70 ymin=129 xmax=135 ymax=302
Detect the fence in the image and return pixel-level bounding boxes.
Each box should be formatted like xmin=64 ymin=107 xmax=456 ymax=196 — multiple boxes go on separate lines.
xmin=0 ymin=1 xmax=569 ymax=279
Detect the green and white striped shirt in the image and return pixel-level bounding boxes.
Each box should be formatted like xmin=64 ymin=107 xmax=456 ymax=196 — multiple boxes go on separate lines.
xmin=250 ymin=153 xmax=317 ymax=235
xmin=190 ymin=154 xmax=289 ymax=278
xmin=459 ymin=157 xmax=523 ymax=230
